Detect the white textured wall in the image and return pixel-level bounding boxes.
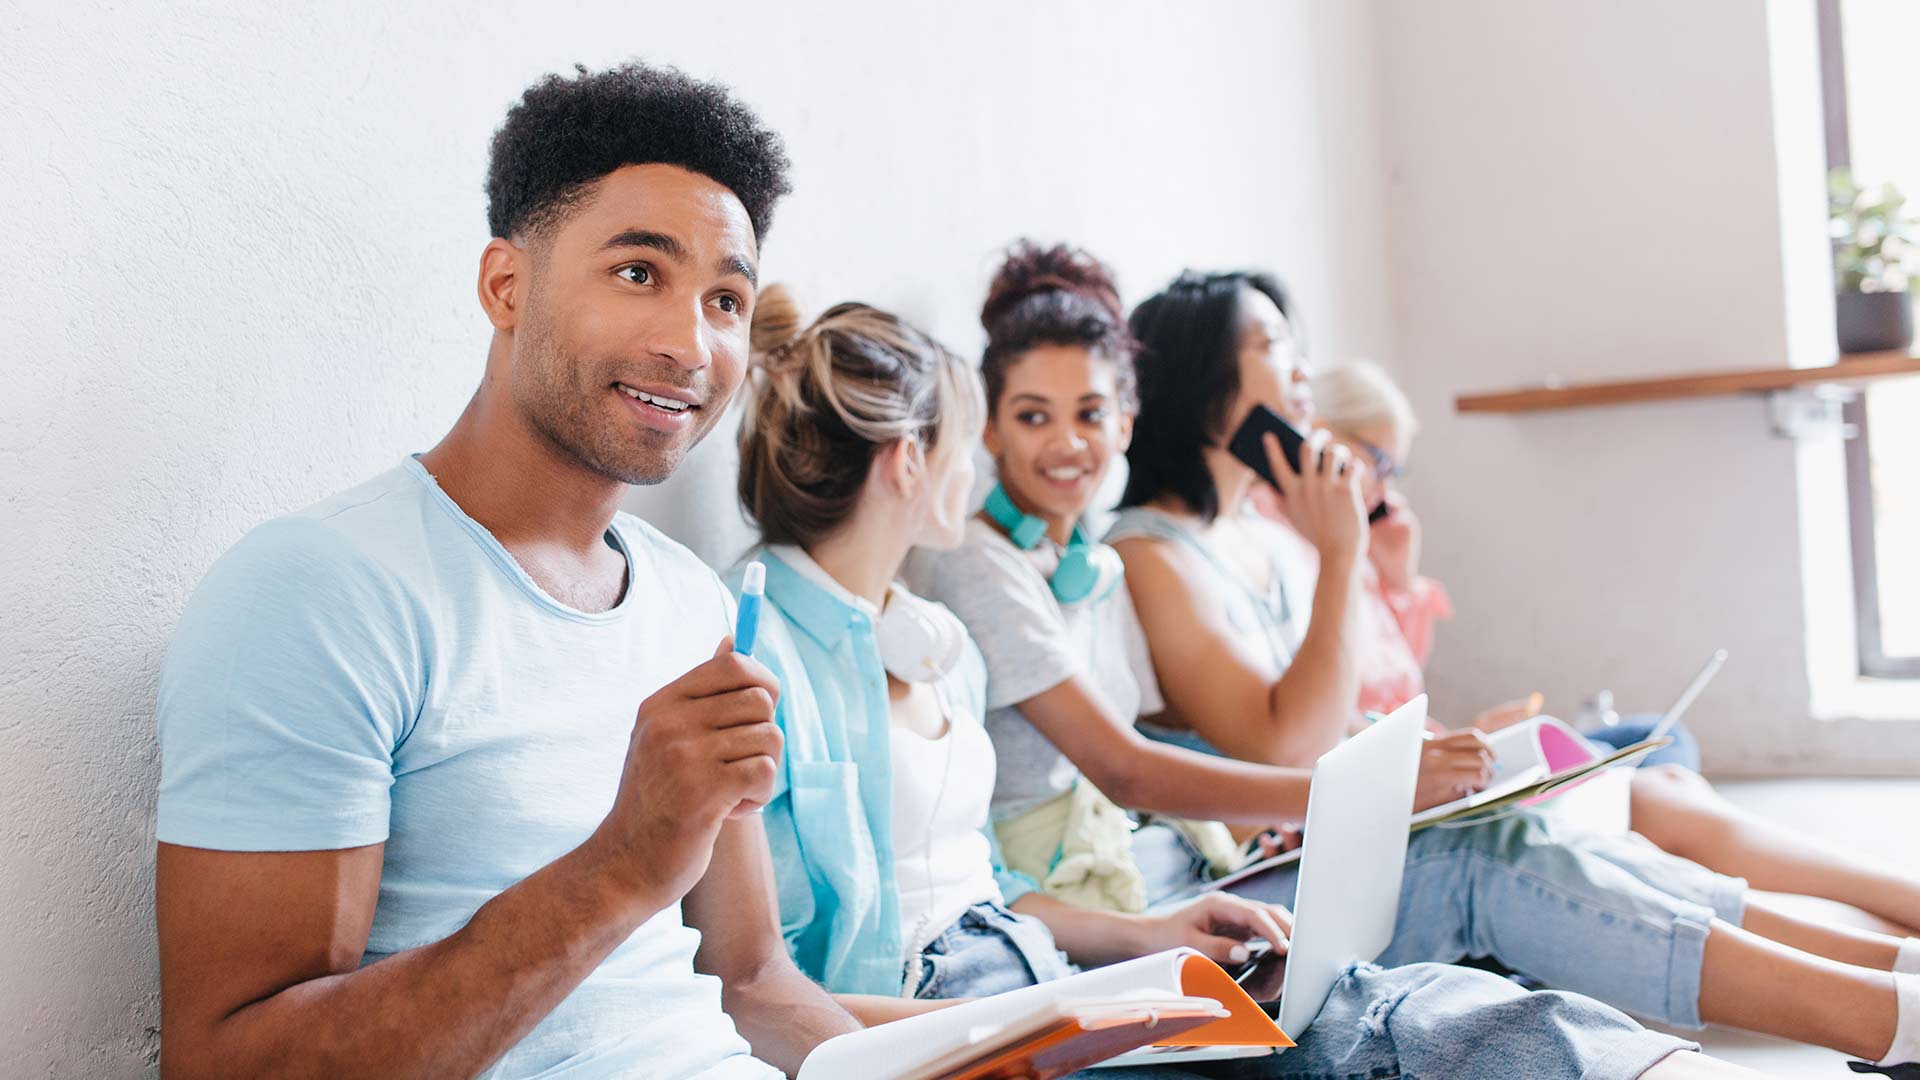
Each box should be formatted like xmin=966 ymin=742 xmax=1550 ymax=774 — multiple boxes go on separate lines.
xmin=0 ymin=3 xmax=1389 ymax=1074
xmin=1373 ymin=0 xmax=1920 ymax=772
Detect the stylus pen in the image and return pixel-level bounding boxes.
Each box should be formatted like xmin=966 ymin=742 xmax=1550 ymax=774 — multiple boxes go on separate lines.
xmin=734 ymin=561 xmax=766 ymax=657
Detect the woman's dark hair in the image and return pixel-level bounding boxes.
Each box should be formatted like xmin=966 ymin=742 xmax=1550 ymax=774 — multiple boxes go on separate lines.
xmin=1118 ymin=270 xmax=1293 ymax=521
xmin=980 ymin=241 xmax=1140 ymax=415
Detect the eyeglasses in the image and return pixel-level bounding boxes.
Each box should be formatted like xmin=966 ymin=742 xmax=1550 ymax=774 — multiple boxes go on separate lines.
xmin=1351 ymin=437 xmax=1404 ymax=482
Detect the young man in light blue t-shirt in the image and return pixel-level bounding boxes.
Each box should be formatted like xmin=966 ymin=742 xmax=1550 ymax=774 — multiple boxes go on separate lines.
xmin=153 ymin=65 xmax=910 ymax=1079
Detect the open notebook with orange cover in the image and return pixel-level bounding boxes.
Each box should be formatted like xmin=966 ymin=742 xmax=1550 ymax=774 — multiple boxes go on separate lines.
xmin=793 ymin=948 xmax=1291 ymax=1080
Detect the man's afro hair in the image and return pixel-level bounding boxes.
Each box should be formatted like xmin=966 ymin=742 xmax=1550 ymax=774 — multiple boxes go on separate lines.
xmin=486 ymin=62 xmax=792 ymax=245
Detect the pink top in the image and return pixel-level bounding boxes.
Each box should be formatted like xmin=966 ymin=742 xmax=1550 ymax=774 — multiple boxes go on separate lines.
xmin=1359 ymin=564 xmax=1452 ymax=716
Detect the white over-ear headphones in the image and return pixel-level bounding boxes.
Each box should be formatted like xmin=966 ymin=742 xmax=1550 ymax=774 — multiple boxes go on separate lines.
xmin=877 ymin=589 xmax=968 ymax=684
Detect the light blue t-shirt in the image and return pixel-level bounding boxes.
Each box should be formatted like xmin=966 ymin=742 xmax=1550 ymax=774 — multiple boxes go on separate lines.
xmin=156 ymin=458 xmax=780 ymax=1080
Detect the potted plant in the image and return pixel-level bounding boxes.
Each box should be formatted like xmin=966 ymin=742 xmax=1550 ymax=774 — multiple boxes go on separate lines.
xmin=1830 ymin=167 xmax=1917 ymax=354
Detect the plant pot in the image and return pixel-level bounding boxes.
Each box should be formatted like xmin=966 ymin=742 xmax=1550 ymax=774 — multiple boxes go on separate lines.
xmin=1836 ymin=290 xmax=1915 ymax=354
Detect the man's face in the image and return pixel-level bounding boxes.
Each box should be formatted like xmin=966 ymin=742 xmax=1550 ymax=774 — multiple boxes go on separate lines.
xmin=510 ymin=164 xmax=758 ymax=486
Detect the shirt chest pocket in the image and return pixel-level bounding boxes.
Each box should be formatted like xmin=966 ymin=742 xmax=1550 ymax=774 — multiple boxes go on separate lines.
xmin=788 ymin=760 xmax=882 ymax=918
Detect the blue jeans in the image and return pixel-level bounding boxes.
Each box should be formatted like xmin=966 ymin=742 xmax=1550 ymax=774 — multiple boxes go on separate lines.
xmin=1136 ymin=714 xmax=1731 ymax=1022
xmin=911 ymin=901 xmax=1695 ymax=1079
xmin=1211 ymin=809 xmax=1747 ymax=1030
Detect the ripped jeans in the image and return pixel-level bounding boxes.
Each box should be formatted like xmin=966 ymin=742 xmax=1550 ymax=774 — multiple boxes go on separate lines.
xmin=910 ymin=902 xmax=1696 ymax=1079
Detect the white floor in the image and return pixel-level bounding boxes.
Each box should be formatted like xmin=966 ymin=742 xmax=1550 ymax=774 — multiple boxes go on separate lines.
xmin=1654 ymin=777 xmax=1920 ymax=1076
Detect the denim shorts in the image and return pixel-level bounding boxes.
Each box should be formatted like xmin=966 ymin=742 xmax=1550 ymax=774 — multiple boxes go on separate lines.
xmin=910 ymin=901 xmax=1076 ymax=999
xmin=909 ymin=902 xmax=1696 ymax=1079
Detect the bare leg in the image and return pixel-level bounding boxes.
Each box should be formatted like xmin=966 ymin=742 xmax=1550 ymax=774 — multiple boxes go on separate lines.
xmin=1630 ymin=766 xmax=1920 ymax=933
xmin=1699 ymin=918 xmax=1898 ymax=1061
xmin=1741 ymin=894 xmax=1902 ymax=969
xmin=1752 ymin=890 xmax=1916 ymax=938
xmin=1640 ymin=1050 xmax=1769 ymax=1078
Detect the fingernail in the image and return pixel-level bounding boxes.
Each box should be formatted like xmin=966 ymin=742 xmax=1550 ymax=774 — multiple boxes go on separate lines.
xmin=1229 ymin=945 xmax=1249 ymax=963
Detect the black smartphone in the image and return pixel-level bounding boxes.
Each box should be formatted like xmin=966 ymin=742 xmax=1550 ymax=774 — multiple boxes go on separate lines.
xmin=1227 ymin=403 xmax=1390 ymax=524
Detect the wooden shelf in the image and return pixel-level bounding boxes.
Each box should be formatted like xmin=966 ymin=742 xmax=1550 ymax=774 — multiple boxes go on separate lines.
xmin=1455 ymin=350 xmax=1920 ymax=414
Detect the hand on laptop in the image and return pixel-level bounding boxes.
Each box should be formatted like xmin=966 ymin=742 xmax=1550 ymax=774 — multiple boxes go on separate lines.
xmin=589 ymin=637 xmax=785 ymax=912
xmin=1135 ymin=893 xmax=1294 ymax=968
xmin=1413 ymin=729 xmax=1495 ymax=811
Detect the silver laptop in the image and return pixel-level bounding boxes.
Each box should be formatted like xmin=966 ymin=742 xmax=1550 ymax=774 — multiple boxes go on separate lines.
xmin=1269 ymin=692 xmax=1425 ymax=1039
xmin=1094 ymin=694 xmax=1427 ymax=1067
xmin=1648 ymin=649 xmax=1728 ymax=742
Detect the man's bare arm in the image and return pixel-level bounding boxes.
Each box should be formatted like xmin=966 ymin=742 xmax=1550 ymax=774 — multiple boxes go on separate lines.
xmin=158 ymin=640 xmax=785 ymax=1079
xmin=686 ymin=815 xmax=861 ymax=1075
xmin=157 ymin=837 xmax=668 ymax=1079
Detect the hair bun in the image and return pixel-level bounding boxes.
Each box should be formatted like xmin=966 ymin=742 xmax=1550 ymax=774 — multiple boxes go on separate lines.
xmin=980 ymin=240 xmax=1125 ymax=331
xmin=750 ymin=283 xmax=808 ymax=359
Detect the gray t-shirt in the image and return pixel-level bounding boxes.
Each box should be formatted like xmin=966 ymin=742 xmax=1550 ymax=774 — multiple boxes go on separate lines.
xmin=906 ymin=518 xmax=1148 ymax=819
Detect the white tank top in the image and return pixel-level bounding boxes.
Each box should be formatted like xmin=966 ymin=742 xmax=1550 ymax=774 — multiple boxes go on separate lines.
xmin=890 ymin=699 xmax=1003 ymax=945
xmin=1105 ymin=505 xmax=1300 ymax=719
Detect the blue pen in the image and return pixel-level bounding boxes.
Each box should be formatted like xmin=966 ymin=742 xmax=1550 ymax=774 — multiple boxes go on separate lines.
xmin=734 ymin=561 xmax=766 ymax=656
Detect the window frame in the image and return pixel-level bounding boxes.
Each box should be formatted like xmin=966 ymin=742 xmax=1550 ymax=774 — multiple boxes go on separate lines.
xmin=1820 ymin=0 xmax=1920 ymax=680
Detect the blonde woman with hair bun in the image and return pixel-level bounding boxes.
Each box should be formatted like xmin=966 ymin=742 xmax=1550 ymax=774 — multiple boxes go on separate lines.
xmin=737 ymin=284 xmax=985 ymax=552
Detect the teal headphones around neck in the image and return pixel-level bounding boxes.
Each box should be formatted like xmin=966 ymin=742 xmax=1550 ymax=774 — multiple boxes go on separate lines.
xmin=983 ymin=483 xmax=1122 ymax=605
